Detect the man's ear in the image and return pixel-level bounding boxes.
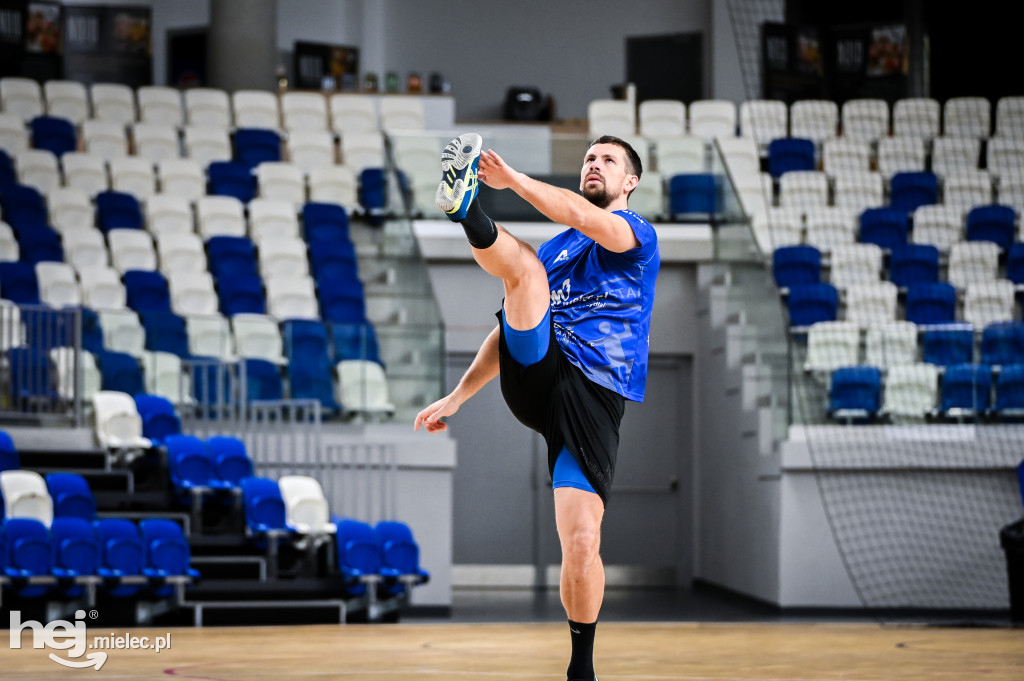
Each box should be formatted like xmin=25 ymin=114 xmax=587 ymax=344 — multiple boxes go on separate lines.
xmin=624 ymin=174 xmax=639 ymax=194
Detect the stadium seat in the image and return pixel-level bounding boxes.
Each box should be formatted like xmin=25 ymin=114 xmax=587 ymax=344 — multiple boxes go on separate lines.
xmin=379 ymin=97 xmax=425 ymax=132
xmin=207 ymin=235 xmax=259 ymax=279
xmin=282 ymin=92 xmax=329 ymax=131
xmin=779 ymin=171 xmax=829 ymax=210
xmin=258 ymin=236 xmax=309 ymax=279
xmin=249 ymin=199 xmax=300 ymax=243
xmin=668 ymin=173 xmax=717 ymax=215
xmin=828 ymin=366 xmax=882 ymax=421
xmin=358 ymin=167 xmax=388 ymax=222
xmin=930 ymin=137 xmax=981 ymax=178
xmin=789 ymin=100 xmax=838 ymax=144
xmin=319 ymin=276 xmax=367 ymax=324
xmin=1 ymin=469 xmax=54 ymax=526
xmin=207 ymin=436 xmax=254 ymax=487
xmin=79 ymin=267 xmax=127 ymax=312
xmin=141 ymin=350 xmax=191 ymax=405
xmin=197 ymin=195 xmax=247 ymax=240
xmin=980 ymin=321 xmax=1024 ymax=367
xmin=92 ymin=518 xmax=148 ymax=596
xmin=335 ymin=359 xmax=394 ymax=418
xmin=891 ymin=171 xmax=939 ymax=214
xmin=232 ymin=90 xmax=280 ymax=130
xmin=217 ymin=273 xmax=267 ymax=316
xmin=156 ymin=232 xmax=207 ymax=275
xmin=234 ymin=128 xmax=282 ymax=170
xmin=844 ymin=281 xmax=898 ymax=327
xmin=994 ymin=364 xmax=1024 ymax=418
xmin=30 ymin=115 xmax=77 ymax=157
xmin=97 ymin=349 xmax=144 ymax=395
xmin=939 ymin=363 xmax=993 ymax=417
xmin=208 ymin=160 xmax=256 ymax=203
xmin=910 ymin=205 xmax=963 ymax=251
xmin=0 ymin=77 xmax=44 ymax=122
xmin=2 ymin=517 xmax=56 ymax=597
xmin=829 ymin=243 xmax=883 ymax=288
xmin=82 ymin=120 xmax=128 ymax=161
xmin=687 ymin=100 xmax=736 ymax=139
xmin=232 ymin=314 xmax=284 ymax=364
xmin=586 ymin=99 xmax=635 ymax=138
xmin=840 ymin=99 xmax=889 ymax=142
xmin=739 ymin=99 xmax=787 ymax=147
xmin=859 ymin=207 xmax=909 ymax=250
xmin=287 ymin=363 xmax=339 ymax=413
xmin=943 ymin=96 xmax=991 ymax=138
xmin=330 ymin=322 xmax=381 ymax=364
xmin=282 ymin=319 xmax=331 ymax=366
xmin=786 ymin=283 xmax=838 ymax=327
xmin=0 ymin=429 xmax=18 ymax=473
xmin=888 ymin=244 xmax=940 ymax=290
xmin=108 ymin=158 xmax=156 ymax=202
xmin=966 ymin=204 xmax=1016 ymax=251
xmin=651 ymin=136 xmax=705 ymax=176
xmin=165 ymin=434 xmax=220 ymax=514
xmin=893 ymin=97 xmax=941 ymax=139
xmin=124 ymin=270 xmax=171 ymax=313
xmin=138 ymin=518 xmax=200 ymax=593
xmin=881 ymin=362 xmax=939 ymax=418
xmin=145 ymin=195 xmax=193 ymax=237
xmin=0 ymin=113 xmax=28 ymax=157
xmin=1007 ymin=243 xmax=1024 ymax=286
xmin=184 ymin=87 xmax=231 ymax=128
xmin=255 ymin=161 xmax=305 ymax=207
xmin=90 ymin=83 xmax=136 ymax=125
xmin=302 ymin=202 xmax=350 ymax=243
xmin=92 ymin=390 xmax=152 ymax=450
xmin=943 ymin=171 xmax=993 ymax=213
xmin=906 ymin=282 xmax=958 ymax=326
xmin=15 ymin=148 xmax=60 ymax=194
xmin=921 ymin=323 xmax=975 ymax=366
xmin=266 ymin=275 xmax=319 ymax=320
xmin=0 ymin=261 xmax=40 ymax=304
xmin=277 ymin=475 xmax=335 ymax=535
xmin=184 ymin=125 xmax=232 ymax=167
xmin=240 ymin=476 xmax=292 ymax=575
xmin=289 ymin=129 xmax=337 ymax=172
xmin=5 ymin=346 xmax=58 ymax=406
xmin=877 ymin=136 xmax=927 ymax=179
xmin=822 ymin=138 xmax=871 ymax=175
xmin=156 ymin=159 xmax=205 ymax=202
xmin=17 ymin=223 xmax=64 ymax=264
xmin=240 ymin=357 xmax=284 ymax=401
xmin=865 ymin=321 xmax=919 ymax=368
xmin=803 ymin=321 xmax=860 ymax=373
xmin=96 ymin=190 xmax=144 ymax=234
xmin=0 ymin=183 xmax=46 ymax=229
xmin=330 ymin=94 xmax=377 ymax=134
xmin=133 ymin=393 xmax=182 ymax=445
xmin=50 ymin=516 xmax=102 ymax=602
xmin=185 ymin=313 xmax=234 ymax=360
xmin=45 ymin=472 xmax=96 ymax=521
xmin=768 ymin=138 xmax=815 ymax=178
xmin=374 ymin=520 xmax=430 ymax=590
xmin=62 ymin=228 xmax=109 ymax=271
xmin=948 ymin=242 xmax=999 ymax=291
xmin=834 ymin=172 xmax=886 ymax=215
xmin=307 ymin=165 xmax=359 ymax=211
xmin=137 ymin=86 xmax=184 ymax=127
xmin=963 ymin=279 xmax=1016 ymax=328
xmin=334 ymin=517 xmax=383 ymax=596
xmin=168 ymin=271 xmax=219 ymax=317
xmin=109 ymin=228 xmax=158 ymax=273
xmin=773 ymin=246 xmax=823 ymax=290
xmin=133 ymin=123 xmax=180 ymax=164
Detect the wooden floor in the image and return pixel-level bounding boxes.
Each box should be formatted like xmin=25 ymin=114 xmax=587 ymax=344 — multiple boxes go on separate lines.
xmin=3 ymin=621 xmax=1022 ymax=680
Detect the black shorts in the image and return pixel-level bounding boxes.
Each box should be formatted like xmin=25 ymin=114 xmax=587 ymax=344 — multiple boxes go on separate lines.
xmin=496 ymin=310 xmax=625 ymax=506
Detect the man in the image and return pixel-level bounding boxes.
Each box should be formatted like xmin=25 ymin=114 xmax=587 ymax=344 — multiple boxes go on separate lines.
xmin=414 ymin=132 xmax=659 ymax=681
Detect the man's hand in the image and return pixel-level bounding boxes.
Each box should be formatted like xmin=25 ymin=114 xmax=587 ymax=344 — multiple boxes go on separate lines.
xmin=413 ymin=392 xmax=463 ymax=433
xmin=478 ymin=149 xmax=522 ymax=191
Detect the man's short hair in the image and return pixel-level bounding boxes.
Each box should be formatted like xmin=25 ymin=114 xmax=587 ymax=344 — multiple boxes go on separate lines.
xmin=590 ymin=135 xmax=643 ymax=180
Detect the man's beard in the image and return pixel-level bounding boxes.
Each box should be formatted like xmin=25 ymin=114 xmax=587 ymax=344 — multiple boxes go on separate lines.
xmin=582 ymin=182 xmax=614 ymax=209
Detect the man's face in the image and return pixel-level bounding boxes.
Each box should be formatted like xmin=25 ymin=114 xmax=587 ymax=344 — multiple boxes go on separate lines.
xmin=580 ymin=142 xmax=636 ymax=208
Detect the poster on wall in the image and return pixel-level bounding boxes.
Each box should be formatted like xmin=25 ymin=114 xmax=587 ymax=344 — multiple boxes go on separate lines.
xmin=0 ymin=1 xmax=26 ymax=77
xmin=0 ymin=0 xmax=62 ymax=81
xmin=62 ymin=4 xmax=151 ymax=87
xmin=761 ymin=22 xmax=825 ymax=102
xmin=829 ymin=23 xmax=908 ymax=104
xmin=293 ymin=40 xmax=359 ymax=92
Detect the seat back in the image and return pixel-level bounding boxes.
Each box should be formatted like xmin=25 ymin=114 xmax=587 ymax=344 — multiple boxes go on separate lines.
xmin=207 ymin=435 xmax=253 ymax=486
xmin=45 ymin=472 xmax=96 ymax=521
xmin=139 ymin=518 xmax=193 ymax=575
xmin=94 ymin=518 xmax=144 ymax=575
xmin=940 ymin=363 xmax=993 ymax=414
xmin=921 ymin=324 xmax=975 ymax=366
xmin=1 ymin=469 xmax=54 ymax=526
xmin=3 ymin=517 xmax=53 ymax=575
xmin=829 ymin=366 xmax=882 ymax=417
xmin=278 ymin=474 xmax=331 ymax=533
xmin=241 ymin=477 xmax=288 ymax=534
xmin=51 ymin=516 xmax=100 ymax=575
xmin=165 ymin=434 xmax=214 ymax=490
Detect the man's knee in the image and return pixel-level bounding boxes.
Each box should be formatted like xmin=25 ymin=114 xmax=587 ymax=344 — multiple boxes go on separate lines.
xmin=560 ymin=521 xmax=601 ymax=562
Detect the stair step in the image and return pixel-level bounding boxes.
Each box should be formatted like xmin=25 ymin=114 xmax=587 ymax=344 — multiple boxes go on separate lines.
xmin=185 ymin=598 xmax=348 ymax=627
xmin=18 ymin=449 xmax=109 ymax=470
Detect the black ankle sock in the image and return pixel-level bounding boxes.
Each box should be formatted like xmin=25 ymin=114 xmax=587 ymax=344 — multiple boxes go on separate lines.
xmin=459 ymin=198 xmax=497 ymax=249
xmin=566 ymin=619 xmax=596 ymax=681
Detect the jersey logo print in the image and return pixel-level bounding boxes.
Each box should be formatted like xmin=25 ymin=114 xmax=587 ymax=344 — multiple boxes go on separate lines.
xmin=550 ymin=278 xmax=571 ymax=305
xmin=553 ymin=249 xmax=570 ymax=263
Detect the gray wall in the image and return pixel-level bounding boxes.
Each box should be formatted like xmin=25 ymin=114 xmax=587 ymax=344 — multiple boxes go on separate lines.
xmin=149 ymin=0 xmax=733 ymax=117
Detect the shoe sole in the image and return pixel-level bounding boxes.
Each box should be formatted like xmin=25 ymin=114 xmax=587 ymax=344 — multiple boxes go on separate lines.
xmin=435 ymin=133 xmax=482 ymax=215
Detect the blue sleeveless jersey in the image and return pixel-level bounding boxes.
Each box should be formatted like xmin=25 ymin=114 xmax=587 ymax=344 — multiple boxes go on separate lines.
xmin=538 ymin=209 xmax=659 ymax=401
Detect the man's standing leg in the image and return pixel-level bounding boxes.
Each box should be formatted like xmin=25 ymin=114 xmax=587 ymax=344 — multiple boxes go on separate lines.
xmin=555 ymin=487 xmax=604 ymax=681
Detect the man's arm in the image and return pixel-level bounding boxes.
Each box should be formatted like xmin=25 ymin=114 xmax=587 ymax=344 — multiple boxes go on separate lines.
xmin=478 ymin=149 xmax=639 ymax=253
xmin=413 ymin=325 xmax=500 ymax=433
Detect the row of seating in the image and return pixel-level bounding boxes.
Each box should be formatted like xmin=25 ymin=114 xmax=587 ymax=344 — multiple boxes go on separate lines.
xmin=803 ymin=320 xmax=1024 ymax=372
xmin=588 ymin=96 xmax=1024 ymax=142
xmin=827 ymin=362 xmax=1024 ymax=421
xmin=0 ymin=78 xmax=428 ymax=133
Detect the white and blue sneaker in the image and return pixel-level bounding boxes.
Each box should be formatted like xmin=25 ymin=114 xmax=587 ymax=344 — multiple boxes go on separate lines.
xmin=435 ymin=133 xmax=482 ymax=221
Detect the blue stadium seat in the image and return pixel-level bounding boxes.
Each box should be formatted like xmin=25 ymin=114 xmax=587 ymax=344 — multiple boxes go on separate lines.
xmin=889 ymin=244 xmax=940 ymax=288
xmin=207 ymin=236 xmax=259 ymax=279
xmin=45 ymin=472 xmax=96 ymax=521
xmin=922 ymin=324 xmax=975 ymax=366
xmin=133 ymin=393 xmax=182 ymax=445
xmin=1008 ymin=243 xmax=1024 ymax=285
xmin=980 ymin=322 xmax=1024 ymax=366
xmin=0 ymin=184 xmax=46 ymax=230
xmin=241 ymin=477 xmax=288 ymax=537
xmin=216 ymin=273 xmax=266 ymax=316
xmin=0 ymin=149 xmax=15 ymax=188
xmin=50 ymin=516 xmax=101 ymax=599
xmin=233 ymin=128 xmax=281 ymax=170
xmin=208 ymin=160 xmax=256 ymax=203
xmin=2 ymin=517 xmax=56 ymax=598
xmin=966 ymin=204 xmax=1016 ymax=251
xmin=358 ymin=168 xmax=387 ymax=225
xmin=318 ymin=275 xmax=367 ymax=324
xmin=30 ymin=115 xmax=76 ymax=157
xmin=785 ymin=283 xmax=838 ymax=327
xmin=890 ymin=171 xmax=938 ymax=214
xmin=374 ymin=520 xmax=430 ymax=594
xmin=330 ymin=322 xmax=382 ymax=365
xmin=768 ymin=137 xmax=816 ymax=178
xmin=97 ymin=350 xmax=144 ymax=395
xmin=859 ymin=207 xmax=909 ymax=250
xmin=140 ymin=310 xmax=190 ymax=357
xmin=207 ymin=436 xmax=254 ymax=487
xmin=287 ymin=364 xmax=339 ymax=413
xmin=669 ymin=173 xmax=717 ymax=215
xmin=282 ymin=319 xmax=331 ymax=367
xmin=80 ymin=307 xmax=105 ymax=354
xmin=905 ymin=282 xmax=957 ymax=325
xmin=190 ymin=358 xmax=235 ymax=408
xmin=772 ymin=245 xmax=821 ymax=288
xmin=302 ymin=202 xmax=350 ymax=244
xmin=95 ymin=190 xmax=144 ymax=233
xmin=124 ymin=270 xmax=172 ymax=313
xmin=994 ymin=364 xmax=1024 ymax=417
xmin=17 ymin=224 xmax=63 ymax=264
xmin=0 ymin=262 xmax=40 ymax=304
xmin=241 ymin=358 xmax=283 ymax=402
xmin=939 ymin=363 xmax=992 ymax=416
xmin=334 ymin=517 xmax=383 ymax=596
xmin=21 ymin=306 xmax=77 ymax=350
xmin=828 ymin=366 xmax=882 ymax=421
xmin=165 ymin=434 xmax=229 ymax=511
xmin=139 ymin=518 xmax=199 ymax=582
xmin=0 ymin=430 xmax=18 ymax=473
xmin=6 ymin=346 xmax=58 ymax=404
xmin=92 ymin=518 xmax=146 ymax=597
xmin=309 ymin=239 xmax=358 ymax=280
